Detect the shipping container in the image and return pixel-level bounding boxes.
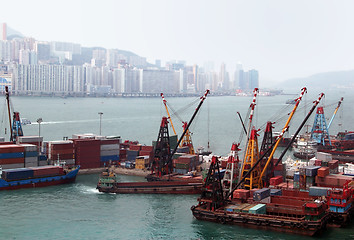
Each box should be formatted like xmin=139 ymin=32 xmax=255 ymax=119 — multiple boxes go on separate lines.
xmin=2 ymin=168 xmax=34 ymax=181
xmin=270 ymin=176 xmax=283 ymax=186
xmin=316 ymin=152 xmax=332 ymax=162
xmin=270 ymin=189 xmax=282 ymax=196
xmin=100 ymin=155 xmax=119 ymax=162
xmin=309 ymin=186 xmax=332 ymax=197
xmin=30 ymin=166 xmax=64 ymax=177
xmin=317 ymin=167 xmax=330 ymax=178
xmin=233 ymin=189 xmax=250 ymax=199
xmin=305 ymin=166 xmax=321 ymax=177
xmin=0 ymin=158 xmax=25 ymax=165
xmin=249 ymin=204 xmax=266 ymax=214
xmin=253 ymin=188 xmax=271 ymax=201
xmin=1 ymin=163 xmax=25 ymax=169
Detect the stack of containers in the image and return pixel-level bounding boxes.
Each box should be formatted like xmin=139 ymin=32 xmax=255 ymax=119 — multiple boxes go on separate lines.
xmin=119 ymin=149 xmax=127 ymax=161
xmin=0 ymin=144 xmax=25 ymax=169
xmin=126 ymin=150 xmax=139 ymax=162
xmin=299 ymin=168 xmax=306 ymax=190
xmin=173 ymin=154 xmax=198 ymax=174
xmin=316 ymin=152 xmax=332 ymax=167
xmin=315 ymin=174 xmax=354 ymax=187
xmin=100 ymin=139 xmax=120 ymax=166
xmin=17 ymin=136 xmax=43 ymax=148
xmin=328 ymin=160 xmax=339 ymax=174
xmin=305 ymin=166 xmax=321 ymax=189
xmin=139 ymin=145 xmax=154 ymax=165
xmin=21 ymin=144 xmax=38 ymax=167
xmin=74 ymin=139 xmax=101 ymax=169
xmin=253 ymin=188 xmax=271 ymax=202
xmin=48 ymin=141 xmax=75 ymax=166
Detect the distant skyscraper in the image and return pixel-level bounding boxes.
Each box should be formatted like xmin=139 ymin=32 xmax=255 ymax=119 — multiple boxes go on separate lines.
xmin=1 ymin=23 xmax=6 ymax=40
xmin=249 ymin=69 xmax=259 ymax=90
xmin=35 ymin=42 xmax=51 ymax=62
xmin=155 ymin=59 xmax=161 ymax=68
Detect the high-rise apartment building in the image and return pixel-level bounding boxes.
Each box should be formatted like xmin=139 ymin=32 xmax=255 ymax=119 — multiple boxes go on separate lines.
xmin=1 ymin=23 xmax=6 ymax=41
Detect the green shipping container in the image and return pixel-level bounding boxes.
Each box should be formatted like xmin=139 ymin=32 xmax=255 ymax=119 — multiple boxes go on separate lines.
xmin=249 ymin=204 xmax=266 ymax=214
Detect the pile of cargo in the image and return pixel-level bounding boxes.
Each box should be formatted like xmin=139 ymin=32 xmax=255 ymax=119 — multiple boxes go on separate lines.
xmin=22 ymin=144 xmax=38 ymax=167
xmin=0 ymin=144 xmax=25 ymax=169
xmin=173 ymin=154 xmax=198 ymax=174
xmin=100 ymin=139 xmax=120 ymax=166
xmin=1 ymin=165 xmax=64 ymax=181
xmin=73 ymin=139 xmax=101 ymax=169
xmin=46 ymin=141 xmax=75 ymax=166
xmin=225 ymin=203 xmax=267 ymax=214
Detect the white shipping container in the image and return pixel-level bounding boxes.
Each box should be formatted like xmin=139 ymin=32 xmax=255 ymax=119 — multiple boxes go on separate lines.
xmin=100 ymin=150 xmax=119 ymax=157
xmin=25 ymin=157 xmax=38 ymax=163
xmin=1 ymin=163 xmax=24 ymax=169
xmin=316 ymin=152 xmax=332 ymax=162
xmin=20 ymin=144 xmax=38 ymax=152
xmin=18 ymin=136 xmax=43 ymax=143
xmin=100 ymin=144 xmax=120 ymax=151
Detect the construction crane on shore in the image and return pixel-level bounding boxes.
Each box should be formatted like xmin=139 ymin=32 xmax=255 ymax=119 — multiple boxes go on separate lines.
xmin=5 ymin=86 xmax=24 ymax=143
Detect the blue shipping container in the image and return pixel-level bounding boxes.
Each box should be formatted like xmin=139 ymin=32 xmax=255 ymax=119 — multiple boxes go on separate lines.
xmin=2 ymin=168 xmax=34 ymax=181
xmin=0 ymin=152 xmax=25 ymax=159
xmin=24 ymin=151 xmax=38 ymax=158
xmin=253 ymin=188 xmax=271 ymax=201
xmin=294 ymin=172 xmax=300 ymax=182
xmin=270 ymin=189 xmax=282 ymax=196
xmin=100 ymin=155 xmax=119 ymax=162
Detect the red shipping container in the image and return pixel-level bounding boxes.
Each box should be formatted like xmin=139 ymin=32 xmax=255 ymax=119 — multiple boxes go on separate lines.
xmin=233 ymin=189 xmax=250 ymax=199
xmin=270 ymin=176 xmax=283 ymax=186
xmin=282 ymin=189 xmax=311 ymax=199
xmin=317 ymin=167 xmax=330 ymax=177
xmin=139 ymin=150 xmax=153 ymax=156
xmin=129 ymin=145 xmax=142 ymax=151
xmin=100 ymin=139 xmax=120 ymax=145
xmin=315 ymin=159 xmax=322 ymax=166
xmin=0 ymin=158 xmax=25 ymax=164
xmin=328 ymin=160 xmax=339 ymax=169
xmin=141 ymin=145 xmax=154 ymax=151
xmin=0 ymin=145 xmax=25 ymax=153
xmin=30 ymin=166 xmax=64 ymax=177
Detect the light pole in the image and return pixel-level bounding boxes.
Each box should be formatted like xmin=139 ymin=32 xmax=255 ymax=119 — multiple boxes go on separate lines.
xmin=36 ymin=118 xmax=43 ymax=153
xmin=98 ymin=112 xmax=103 ymax=136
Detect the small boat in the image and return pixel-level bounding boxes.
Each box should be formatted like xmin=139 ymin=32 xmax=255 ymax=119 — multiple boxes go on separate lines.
xmin=0 ymin=165 xmax=80 ymax=190
xmin=97 ymin=171 xmax=202 ymax=194
xmin=20 ymin=118 xmax=31 ymax=125
xmin=286 ymin=99 xmax=296 ymax=104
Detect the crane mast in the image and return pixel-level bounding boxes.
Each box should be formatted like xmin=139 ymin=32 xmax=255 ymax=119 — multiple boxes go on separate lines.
xmin=327 ymin=97 xmax=344 ymax=130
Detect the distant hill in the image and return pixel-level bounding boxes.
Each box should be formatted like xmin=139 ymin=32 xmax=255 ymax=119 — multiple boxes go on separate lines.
xmin=6 ymin=25 xmax=24 ymax=40
xmin=282 ymin=70 xmax=354 ymax=91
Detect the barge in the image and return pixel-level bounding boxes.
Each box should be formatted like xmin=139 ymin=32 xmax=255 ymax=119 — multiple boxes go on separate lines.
xmin=97 ymin=171 xmax=202 ymax=194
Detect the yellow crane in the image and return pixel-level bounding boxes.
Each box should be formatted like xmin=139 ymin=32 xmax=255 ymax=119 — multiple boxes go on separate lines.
xmin=160 ymin=93 xmax=195 ymax=154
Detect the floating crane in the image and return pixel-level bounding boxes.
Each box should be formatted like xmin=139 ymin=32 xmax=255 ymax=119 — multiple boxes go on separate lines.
xmin=161 ymin=93 xmax=195 ymax=154
xmin=149 ymin=90 xmax=210 ymax=179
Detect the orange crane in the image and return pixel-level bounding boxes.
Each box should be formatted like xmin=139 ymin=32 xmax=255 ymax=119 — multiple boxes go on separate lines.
xmin=160 ymin=93 xmax=195 ymax=154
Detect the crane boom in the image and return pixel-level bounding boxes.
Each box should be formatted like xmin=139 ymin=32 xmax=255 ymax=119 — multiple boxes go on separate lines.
xmin=171 ymin=89 xmax=210 ymax=157
xmin=327 ymin=97 xmax=344 ymax=130
xmin=258 ymin=87 xmax=307 ymax=181
xmin=161 ymin=93 xmax=177 ymax=135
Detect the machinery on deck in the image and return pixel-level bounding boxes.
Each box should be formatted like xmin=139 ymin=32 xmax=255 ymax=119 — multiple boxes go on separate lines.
xmin=5 ymin=86 xmax=24 ymax=143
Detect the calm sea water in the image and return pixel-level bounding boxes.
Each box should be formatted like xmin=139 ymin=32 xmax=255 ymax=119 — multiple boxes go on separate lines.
xmin=0 ymin=89 xmax=353 ymax=239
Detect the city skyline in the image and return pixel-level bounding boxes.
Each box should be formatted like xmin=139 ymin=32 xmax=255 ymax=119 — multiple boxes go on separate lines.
xmin=1 ymin=0 xmax=354 ymax=86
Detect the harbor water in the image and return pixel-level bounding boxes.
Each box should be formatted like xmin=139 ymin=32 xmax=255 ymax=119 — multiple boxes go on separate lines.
xmin=0 ymin=89 xmax=354 ymax=239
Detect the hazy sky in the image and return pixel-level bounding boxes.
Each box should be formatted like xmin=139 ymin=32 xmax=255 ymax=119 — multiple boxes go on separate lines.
xmin=2 ymin=0 xmax=354 ymax=85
